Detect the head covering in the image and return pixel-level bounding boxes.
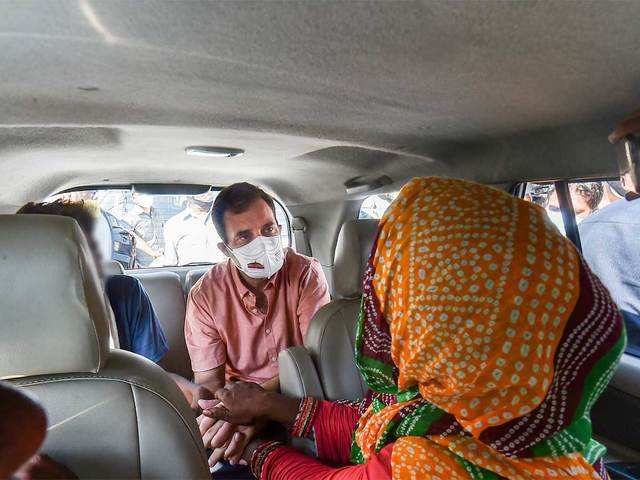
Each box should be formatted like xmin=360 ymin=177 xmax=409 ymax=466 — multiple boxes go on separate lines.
xmin=352 ymin=177 xmax=625 ymax=479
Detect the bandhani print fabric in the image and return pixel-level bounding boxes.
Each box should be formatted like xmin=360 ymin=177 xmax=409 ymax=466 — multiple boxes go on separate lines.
xmin=352 ymin=177 xmax=626 ymax=480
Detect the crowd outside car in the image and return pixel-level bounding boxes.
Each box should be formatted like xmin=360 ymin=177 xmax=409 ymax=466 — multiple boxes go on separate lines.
xmin=53 ymin=190 xmax=227 ymax=268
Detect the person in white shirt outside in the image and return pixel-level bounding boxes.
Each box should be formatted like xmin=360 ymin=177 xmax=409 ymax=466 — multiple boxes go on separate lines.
xmin=161 ymin=191 xmax=225 ymax=266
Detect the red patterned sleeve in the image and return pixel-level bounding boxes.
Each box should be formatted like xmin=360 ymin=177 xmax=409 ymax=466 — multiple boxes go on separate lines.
xmin=252 ymin=398 xmax=391 ymax=479
xmin=289 ymin=398 xmax=361 ymax=465
xmin=255 ymin=443 xmax=393 ymax=480
xmin=313 ymin=401 xmax=361 ymax=465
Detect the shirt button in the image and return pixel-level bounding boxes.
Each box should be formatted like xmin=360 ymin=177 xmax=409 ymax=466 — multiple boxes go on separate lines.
xmin=265 ymin=328 xmax=271 ymax=335
xmin=270 ymin=355 xmax=277 ymax=362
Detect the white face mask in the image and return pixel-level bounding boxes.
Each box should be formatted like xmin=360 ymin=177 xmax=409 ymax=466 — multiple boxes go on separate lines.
xmin=228 ymin=235 xmax=284 ymax=279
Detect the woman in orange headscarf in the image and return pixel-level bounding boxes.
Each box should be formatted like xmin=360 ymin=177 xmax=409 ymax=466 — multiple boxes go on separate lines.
xmin=203 ymin=177 xmax=625 ymax=480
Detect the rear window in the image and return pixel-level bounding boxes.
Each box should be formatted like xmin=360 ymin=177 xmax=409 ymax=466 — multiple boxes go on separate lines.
xmin=359 ymin=192 xmax=399 ymax=219
xmin=47 ymin=189 xmax=292 ymax=269
xmin=522 ymin=179 xmax=639 ymax=357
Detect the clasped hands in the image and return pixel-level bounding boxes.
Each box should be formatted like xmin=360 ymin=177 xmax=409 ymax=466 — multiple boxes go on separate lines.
xmin=196 ymin=382 xmax=272 ymax=467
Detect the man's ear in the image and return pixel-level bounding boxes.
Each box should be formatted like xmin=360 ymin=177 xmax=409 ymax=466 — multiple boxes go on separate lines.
xmin=218 ymin=242 xmax=231 ymax=258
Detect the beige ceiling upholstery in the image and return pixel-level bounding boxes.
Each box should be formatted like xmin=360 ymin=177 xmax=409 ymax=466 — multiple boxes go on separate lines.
xmin=1 ymin=1 xmax=639 ymax=208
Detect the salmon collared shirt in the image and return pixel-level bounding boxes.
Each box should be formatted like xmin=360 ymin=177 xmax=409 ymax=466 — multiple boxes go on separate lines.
xmin=184 ymin=248 xmax=331 ymax=383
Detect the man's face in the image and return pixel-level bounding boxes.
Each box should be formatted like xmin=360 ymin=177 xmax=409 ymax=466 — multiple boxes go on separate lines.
xmin=221 ymin=199 xmax=280 ymax=250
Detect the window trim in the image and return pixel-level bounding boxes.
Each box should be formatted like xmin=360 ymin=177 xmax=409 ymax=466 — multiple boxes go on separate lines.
xmin=554 ymin=181 xmax=582 ymax=252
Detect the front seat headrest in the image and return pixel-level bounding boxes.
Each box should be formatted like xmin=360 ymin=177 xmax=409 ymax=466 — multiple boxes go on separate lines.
xmin=332 ymin=219 xmax=379 ymax=299
xmin=0 ymin=215 xmax=111 ymax=379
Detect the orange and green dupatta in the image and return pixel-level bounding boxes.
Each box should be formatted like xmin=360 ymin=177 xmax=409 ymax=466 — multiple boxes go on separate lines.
xmin=352 ymin=177 xmax=625 ymax=480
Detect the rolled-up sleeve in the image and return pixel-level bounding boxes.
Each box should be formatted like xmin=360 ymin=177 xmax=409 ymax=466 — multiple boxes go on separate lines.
xmin=184 ymin=288 xmax=226 ymax=372
xmin=297 ymin=258 xmax=331 ymax=338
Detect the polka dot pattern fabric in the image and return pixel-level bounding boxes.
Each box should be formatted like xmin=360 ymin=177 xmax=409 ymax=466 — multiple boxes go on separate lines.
xmin=377 ymin=177 xmax=578 ymax=432
xmin=352 ymin=177 xmax=625 ymax=480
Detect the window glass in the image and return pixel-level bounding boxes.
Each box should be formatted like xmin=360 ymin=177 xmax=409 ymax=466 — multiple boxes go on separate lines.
xmin=523 ymin=183 xmax=566 ymax=235
xmin=359 ymin=192 xmax=399 ymax=219
xmin=47 ymin=189 xmax=292 ymax=269
xmin=523 ymin=179 xmax=640 ymax=357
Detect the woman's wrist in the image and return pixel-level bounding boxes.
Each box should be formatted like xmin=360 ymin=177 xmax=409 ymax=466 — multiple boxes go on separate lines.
xmin=289 ymin=396 xmax=318 ymax=438
xmin=259 ymin=391 xmax=280 ymax=419
xmin=261 ymin=392 xmax=304 ymax=426
xmin=249 ymin=440 xmax=283 ymax=479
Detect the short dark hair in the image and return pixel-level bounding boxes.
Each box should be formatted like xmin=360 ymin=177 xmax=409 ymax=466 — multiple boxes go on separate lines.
xmin=16 ymin=200 xmax=98 ymax=234
xmin=212 ymin=182 xmax=277 ymax=243
xmin=574 ymin=182 xmax=604 ymax=211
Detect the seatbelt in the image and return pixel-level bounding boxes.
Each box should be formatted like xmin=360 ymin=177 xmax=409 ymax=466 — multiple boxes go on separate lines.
xmin=292 ymin=217 xmax=312 ymax=256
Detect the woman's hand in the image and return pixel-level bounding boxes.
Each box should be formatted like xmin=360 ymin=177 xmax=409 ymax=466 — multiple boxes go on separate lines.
xmin=200 ymin=381 xmax=270 ymax=425
xmin=197 ymin=414 xmax=265 ymax=466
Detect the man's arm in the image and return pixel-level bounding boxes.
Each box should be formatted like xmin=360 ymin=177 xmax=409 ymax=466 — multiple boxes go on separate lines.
xmin=194 ymin=365 xmax=226 ymax=395
xmin=133 ymin=233 xmax=162 ymax=258
xmin=161 ymin=222 xmax=178 ymax=265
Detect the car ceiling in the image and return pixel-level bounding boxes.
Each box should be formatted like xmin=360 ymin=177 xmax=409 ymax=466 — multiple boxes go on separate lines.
xmin=2 ymin=0 xmax=640 ymax=209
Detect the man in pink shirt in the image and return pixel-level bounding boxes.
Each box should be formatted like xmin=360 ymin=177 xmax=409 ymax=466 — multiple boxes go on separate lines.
xmin=184 ymin=182 xmax=330 ymax=468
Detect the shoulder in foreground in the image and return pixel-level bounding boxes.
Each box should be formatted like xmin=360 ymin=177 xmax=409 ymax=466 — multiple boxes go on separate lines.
xmin=582 ymin=198 xmax=640 ymax=226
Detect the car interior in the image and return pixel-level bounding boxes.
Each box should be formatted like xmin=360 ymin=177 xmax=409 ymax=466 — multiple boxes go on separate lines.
xmin=1 ymin=1 xmax=640 ymax=479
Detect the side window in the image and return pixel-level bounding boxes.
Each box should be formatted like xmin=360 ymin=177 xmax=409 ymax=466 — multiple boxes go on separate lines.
xmin=524 ymin=183 xmax=566 ymax=235
xmin=523 ymin=179 xmax=640 ymax=357
xmin=359 ymin=192 xmax=399 ymax=219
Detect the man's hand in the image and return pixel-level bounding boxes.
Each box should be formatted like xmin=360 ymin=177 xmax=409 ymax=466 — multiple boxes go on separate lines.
xmin=200 ymin=381 xmax=269 ymax=425
xmin=189 ymin=385 xmax=215 ymax=413
xmin=14 ymin=455 xmax=78 ymax=480
xmin=198 ymin=416 xmax=235 ymax=466
xmin=198 ymin=415 xmax=261 ymax=467
xmin=223 ymin=423 xmax=261 ymax=466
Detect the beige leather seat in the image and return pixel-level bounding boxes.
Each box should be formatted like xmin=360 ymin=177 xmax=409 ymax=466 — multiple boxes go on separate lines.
xmin=103 ymin=259 xmax=125 ymax=276
xmin=0 ymin=215 xmax=209 ymax=480
xmin=132 ymin=271 xmax=193 ymax=380
xmin=279 ymin=219 xmax=378 ymax=403
xmin=184 ymin=266 xmax=210 ymax=294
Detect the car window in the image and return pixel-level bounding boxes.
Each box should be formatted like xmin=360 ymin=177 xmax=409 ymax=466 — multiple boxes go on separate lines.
xmin=359 ymin=192 xmax=399 ymax=219
xmin=523 ymin=182 xmax=567 ymax=234
xmin=522 ymin=179 xmax=640 ymax=357
xmin=47 ymin=188 xmax=292 ymax=269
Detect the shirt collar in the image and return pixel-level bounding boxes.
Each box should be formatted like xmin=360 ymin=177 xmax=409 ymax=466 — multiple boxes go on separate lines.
xmin=229 ymin=258 xmax=283 ymax=298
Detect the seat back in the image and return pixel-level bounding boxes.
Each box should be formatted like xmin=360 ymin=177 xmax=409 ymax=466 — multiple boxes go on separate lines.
xmin=332 ymin=219 xmax=378 ymax=299
xmin=304 ymin=299 xmax=367 ymax=401
xmin=132 ymin=271 xmax=193 ymax=380
xmin=280 ymin=219 xmax=378 ymax=403
xmin=0 ymin=215 xmax=208 ymax=479
xmin=103 ymin=260 xmax=125 ymax=276
xmin=184 ymin=267 xmax=210 ymax=295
